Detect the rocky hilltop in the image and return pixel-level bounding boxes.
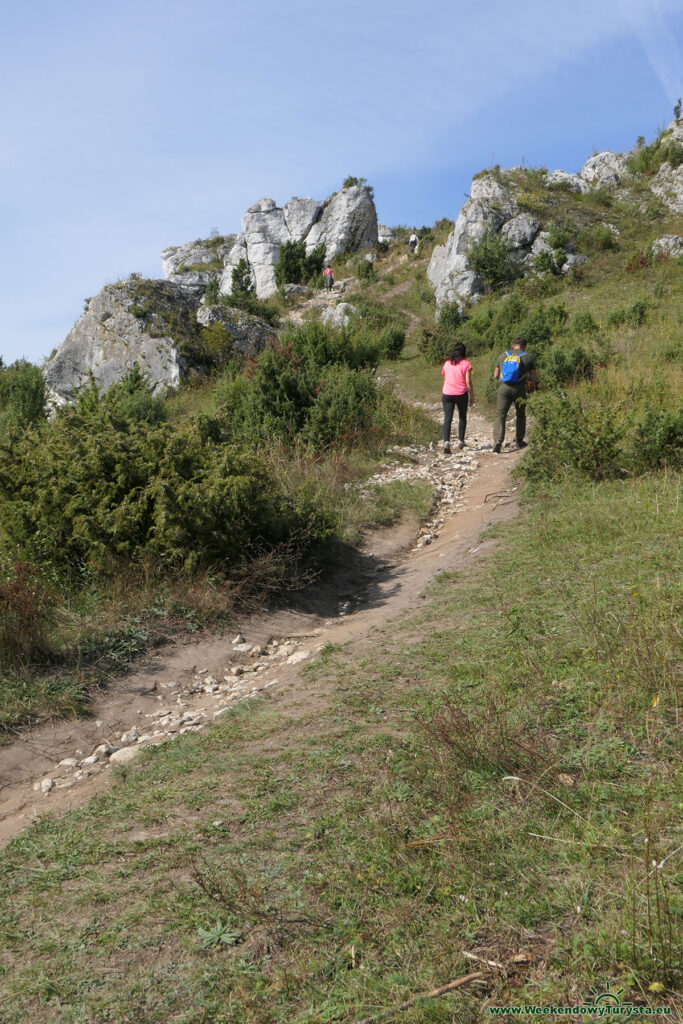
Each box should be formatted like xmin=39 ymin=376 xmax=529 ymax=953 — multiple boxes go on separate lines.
xmin=44 ymin=279 xmax=275 ymax=406
xmin=428 ymin=119 xmax=683 ymax=309
xmin=162 ymin=183 xmax=378 ymax=300
xmin=44 ymin=182 xmax=377 ymax=403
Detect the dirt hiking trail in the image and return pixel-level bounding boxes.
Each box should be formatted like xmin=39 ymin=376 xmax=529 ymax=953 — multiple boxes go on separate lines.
xmin=0 ymin=414 xmax=525 ymax=848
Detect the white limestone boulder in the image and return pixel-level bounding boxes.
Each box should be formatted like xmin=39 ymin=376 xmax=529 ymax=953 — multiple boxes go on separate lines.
xmin=321 ymin=302 xmax=357 ymax=329
xmin=546 ymin=169 xmax=591 ymax=194
xmin=501 ymin=213 xmax=541 ymax=248
xmin=43 ymin=279 xmax=195 ymax=404
xmin=304 ymin=185 xmax=378 ymax=259
xmin=651 ymin=234 xmax=683 ymax=258
xmin=650 ymin=163 xmax=683 ymax=214
xmin=196 ymin=304 xmax=276 ymax=357
xmin=283 ymin=197 xmax=322 ymax=241
xmin=580 ymin=151 xmax=628 ymax=189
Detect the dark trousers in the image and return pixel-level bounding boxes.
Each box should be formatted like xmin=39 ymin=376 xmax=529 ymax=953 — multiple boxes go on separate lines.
xmin=442 ymin=393 xmax=468 ymax=443
xmin=494 ymin=384 xmax=526 ymax=445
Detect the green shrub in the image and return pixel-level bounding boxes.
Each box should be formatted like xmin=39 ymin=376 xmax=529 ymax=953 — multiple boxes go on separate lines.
xmin=631 ymin=403 xmax=683 ymax=472
xmin=204 ymin=276 xmax=220 ymax=305
xmin=626 ymin=131 xmax=683 ymax=176
xmin=342 ymin=176 xmax=369 ymax=191
xmin=0 ymin=375 xmax=332 ymax=574
xmin=215 ymin=323 xmax=388 ymax=447
xmin=542 ymin=344 xmax=594 ymax=385
xmin=547 ymin=219 xmax=572 ymax=250
xmin=533 ymin=249 xmax=565 ymax=276
xmin=578 ymin=224 xmax=617 ymax=251
xmin=302 ymin=365 xmax=379 ymax=446
xmin=105 ymin=365 xmax=167 ymax=423
xmin=520 ymin=392 xmax=626 ymax=482
xmin=379 ymin=326 xmax=406 ymax=361
xmin=356 ymin=257 xmax=377 ymax=282
xmin=438 ymin=302 xmax=463 ymax=333
xmin=417 ymin=326 xmax=451 ymax=365
xmin=467 ymin=230 xmax=518 ymax=290
xmin=606 ymin=307 xmax=626 ymax=328
xmin=571 ymin=311 xmax=598 ymax=335
xmin=231 ymin=259 xmax=254 ymax=297
xmin=274 ymin=241 xmax=326 ymax=288
xmin=626 ymin=298 xmax=648 ymax=327
xmin=0 ymin=359 xmax=46 ymax=430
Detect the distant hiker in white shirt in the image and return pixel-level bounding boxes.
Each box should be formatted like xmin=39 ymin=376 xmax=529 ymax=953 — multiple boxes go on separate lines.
xmin=409 ymin=232 xmax=419 ymax=254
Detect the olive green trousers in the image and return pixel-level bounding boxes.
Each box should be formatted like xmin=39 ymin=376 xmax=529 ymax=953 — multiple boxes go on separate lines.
xmin=494 ymin=384 xmax=527 ymax=445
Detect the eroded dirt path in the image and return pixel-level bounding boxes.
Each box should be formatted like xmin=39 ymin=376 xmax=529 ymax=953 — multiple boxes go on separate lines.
xmin=0 ymin=420 xmax=524 ymax=847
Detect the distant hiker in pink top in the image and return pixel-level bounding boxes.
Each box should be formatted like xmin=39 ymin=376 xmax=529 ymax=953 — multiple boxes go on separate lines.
xmin=323 ymin=265 xmax=334 ymax=291
xmin=441 ymin=342 xmax=474 ymax=453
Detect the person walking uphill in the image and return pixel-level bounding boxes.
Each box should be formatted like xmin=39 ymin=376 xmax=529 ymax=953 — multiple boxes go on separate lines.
xmin=441 ymin=342 xmax=474 ymax=454
xmin=492 ymin=335 xmax=537 ymax=452
xmin=323 ymin=265 xmax=334 ymax=291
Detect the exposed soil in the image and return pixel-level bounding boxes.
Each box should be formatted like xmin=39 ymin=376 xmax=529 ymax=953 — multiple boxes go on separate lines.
xmin=0 ymin=418 xmax=524 ymax=848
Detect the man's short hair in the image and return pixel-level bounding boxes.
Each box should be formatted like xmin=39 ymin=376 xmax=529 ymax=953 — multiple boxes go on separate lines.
xmin=512 ymin=335 xmax=527 ymax=348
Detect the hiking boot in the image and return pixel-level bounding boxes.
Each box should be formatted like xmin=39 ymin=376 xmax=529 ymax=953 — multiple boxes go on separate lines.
xmin=458 ymin=441 xmax=465 ymax=450
xmin=516 ymin=440 xmax=528 ymax=450
xmin=492 ymin=442 xmax=502 ymax=453
xmin=443 ymin=443 xmax=451 ymax=454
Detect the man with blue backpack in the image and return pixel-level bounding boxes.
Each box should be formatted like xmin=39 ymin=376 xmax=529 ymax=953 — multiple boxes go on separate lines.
xmin=492 ymin=335 xmax=538 ymax=453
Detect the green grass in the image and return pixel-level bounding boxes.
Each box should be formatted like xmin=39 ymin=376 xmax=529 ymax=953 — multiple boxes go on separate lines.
xmin=0 ymin=474 xmax=679 ymax=1023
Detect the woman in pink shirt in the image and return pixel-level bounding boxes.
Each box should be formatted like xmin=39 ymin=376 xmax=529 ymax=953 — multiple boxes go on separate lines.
xmin=441 ymin=342 xmax=474 ymax=453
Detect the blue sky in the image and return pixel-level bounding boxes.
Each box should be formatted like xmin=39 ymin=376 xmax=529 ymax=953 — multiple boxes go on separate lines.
xmin=1 ymin=0 xmax=681 ymax=363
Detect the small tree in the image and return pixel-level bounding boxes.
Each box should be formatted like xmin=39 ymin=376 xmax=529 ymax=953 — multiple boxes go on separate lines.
xmin=231 ymin=259 xmax=253 ymax=297
xmin=467 ymin=230 xmax=517 ymax=290
xmin=674 ymin=97 xmax=682 ymax=122
xmin=204 ymin=276 xmax=219 ymax=305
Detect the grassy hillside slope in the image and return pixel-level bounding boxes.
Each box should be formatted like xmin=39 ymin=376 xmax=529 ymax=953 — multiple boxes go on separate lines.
xmin=0 ymin=148 xmax=681 ymax=1021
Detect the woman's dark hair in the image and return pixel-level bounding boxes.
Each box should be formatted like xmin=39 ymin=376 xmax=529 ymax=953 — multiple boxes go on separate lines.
xmin=449 ymin=342 xmax=467 ymax=364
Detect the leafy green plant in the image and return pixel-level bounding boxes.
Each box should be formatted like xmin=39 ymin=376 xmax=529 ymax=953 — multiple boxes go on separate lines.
xmin=379 ymin=326 xmax=406 ymax=361
xmin=467 ymin=229 xmax=518 ymax=290
xmin=204 ymin=275 xmax=220 ymax=305
xmin=0 ymin=359 xmax=46 ymax=430
xmin=521 ymin=392 xmax=626 ymax=482
xmin=547 ymin=219 xmax=572 ymax=250
xmin=631 ymin=402 xmax=683 ymax=472
xmin=626 ymin=298 xmax=649 ymax=327
xmin=533 ymin=248 xmax=565 ymax=276
xmin=542 ymin=343 xmax=594 ymax=385
xmin=571 ymin=311 xmax=599 ymax=335
xmin=0 ymin=373 xmax=333 ymax=574
xmin=231 ymin=258 xmax=254 ymax=297
xmin=626 ymin=130 xmax=683 ymax=176
xmin=274 ymin=241 xmax=326 ymax=288
xmin=356 ymin=257 xmax=377 ymax=283
xmin=578 ymin=224 xmax=617 ymax=251
xmin=197 ymin=918 xmax=242 ymax=949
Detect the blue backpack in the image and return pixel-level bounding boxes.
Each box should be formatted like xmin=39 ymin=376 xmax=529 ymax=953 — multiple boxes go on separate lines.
xmin=501 ymin=350 xmax=525 ymax=384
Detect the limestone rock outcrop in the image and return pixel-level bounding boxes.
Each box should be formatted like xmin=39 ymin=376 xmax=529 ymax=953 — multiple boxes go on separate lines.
xmin=195 ymin=304 xmax=276 ymax=357
xmin=44 ymin=280 xmax=193 ymax=404
xmin=163 ymin=184 xmax=378 ymax=302
xmin=651 ymin=163 xmax=683 ymax=214
xmin=304 ymin=185 xmax=378 ymax=258
xmin=545 ymin=169 xmax=591 ymax=194
xmin=651 ymin=234 xmax=683 ymax=258
xmin=161 ymin=237 xmax=235 ymax=293
xmin=579 ymin=152 xmax=628 ymax=189
xmin=427 ymin=171 xmax=518 ymax=308
xmin=321 ymin=302 xmax=357 ymax=329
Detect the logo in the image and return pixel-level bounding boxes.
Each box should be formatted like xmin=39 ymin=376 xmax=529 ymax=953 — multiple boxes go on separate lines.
xmin=587 ymin=983 xmax=628 ymax=1009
